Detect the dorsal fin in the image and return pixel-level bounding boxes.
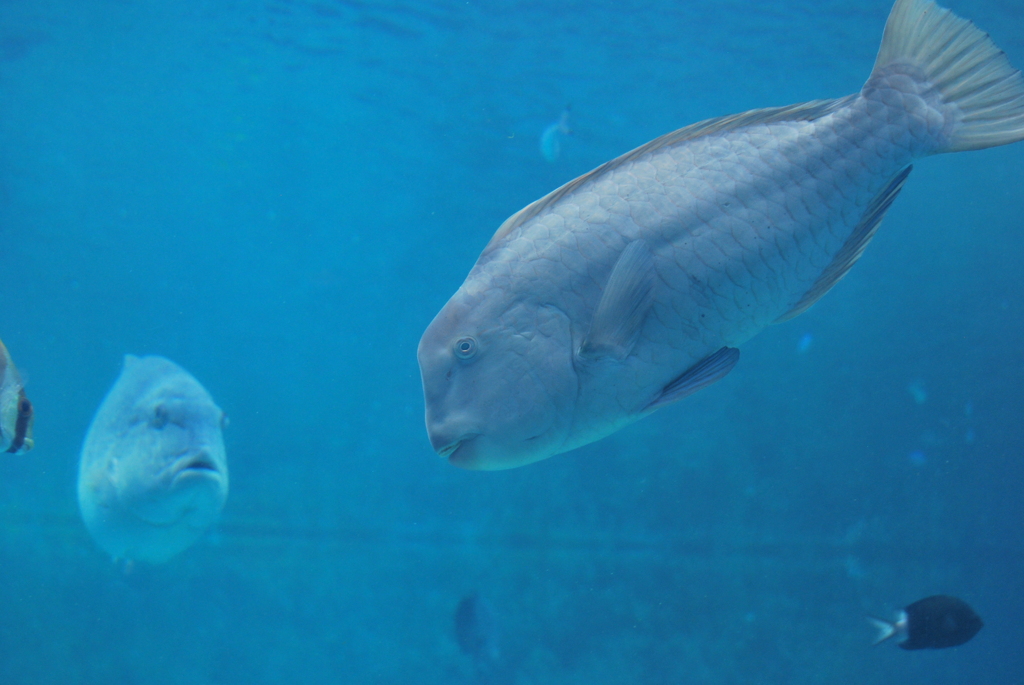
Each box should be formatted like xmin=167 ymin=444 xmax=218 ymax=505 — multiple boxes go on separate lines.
xmin=775 ymin=165 xmax=913 ymax=323
xmin=578 ymin=240 xmax=655 ymax=361
xmin=481 ymin=96 xmax=855 ymax=258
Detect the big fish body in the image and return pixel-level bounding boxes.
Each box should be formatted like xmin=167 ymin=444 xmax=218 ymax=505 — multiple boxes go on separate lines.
xmin=419 ymin=0 xmax=1024 ymax=470
xmin=479 ymin=95 xmax=920 ymax=451
xmin=78 ymin=355 xmax=228 ymax=563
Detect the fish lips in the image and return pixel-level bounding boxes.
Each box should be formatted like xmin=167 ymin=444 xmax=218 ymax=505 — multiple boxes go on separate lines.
xmin=170 ymin=450 xmax=224 ymax=487
xmin=127 ymin=450 xmax=226 ymax=528
xmin=434 ymin=433 xmax=478 ymax=465
xmin=438 ymin=432 xmax=551 ymax=470
xmin=444 ymin=439 xmax=475 ymax=468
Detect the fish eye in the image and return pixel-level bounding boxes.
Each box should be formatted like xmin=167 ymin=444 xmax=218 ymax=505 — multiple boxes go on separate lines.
xmin=453 ymin=337 xmax=477 ymax=360
xmin=152 ymin=404 xmax=169 ymax=429
xmin=17 ymin=398 xmax=31 ymax=417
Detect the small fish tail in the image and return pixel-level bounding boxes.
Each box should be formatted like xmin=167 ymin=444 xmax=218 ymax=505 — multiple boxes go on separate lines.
xmin=869 ymin=0 xmax=1024 ymax=153
xmin=867 ymin=616 xmax=897 ymax=645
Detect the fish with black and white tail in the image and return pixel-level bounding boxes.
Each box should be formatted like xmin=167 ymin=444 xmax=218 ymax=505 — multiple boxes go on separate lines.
xmin=870 ymin=595 xmax=983 ymax=650
xmin=418 ymin=0 xmax=1024 ymax=470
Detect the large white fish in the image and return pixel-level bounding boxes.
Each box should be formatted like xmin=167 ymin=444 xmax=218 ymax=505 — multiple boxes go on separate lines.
xmin=78 ymin=355 xmax=228 ymax=563
xmin=418 ymin=0 xmax=1024 ymax=470
xmin=0 ymin=338 xmax=33 ymax=454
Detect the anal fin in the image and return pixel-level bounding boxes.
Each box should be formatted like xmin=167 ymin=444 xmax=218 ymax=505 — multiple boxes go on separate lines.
xmin=578 ymin=239 xmax=655 ymax=361
xmin=775 ymin=165 xmax=912 ymax=323
xmin=645 ymin=346 xmax=739 ymax=411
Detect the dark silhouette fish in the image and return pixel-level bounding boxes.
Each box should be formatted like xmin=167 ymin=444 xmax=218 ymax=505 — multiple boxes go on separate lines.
xmin=455 ymin=592 xmax=500 ymax=666
xmin=870 ymin=595 xmax=982 ymax=650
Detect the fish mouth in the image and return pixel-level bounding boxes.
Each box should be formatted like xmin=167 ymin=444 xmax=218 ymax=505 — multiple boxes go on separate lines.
xmin=435 ymin=433 xmax=479 ymax=462
xmin=438 ymin=441 xmax=461 ymax=459
xmin=184 ymin=457 xmax=218 ymax=472
xmin=171 ymin=451 xmax=221 ymax=481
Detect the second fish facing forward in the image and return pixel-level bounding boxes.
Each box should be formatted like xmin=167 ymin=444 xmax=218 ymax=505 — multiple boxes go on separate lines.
xmin=77 ymin=355 xmax=229 ymax=564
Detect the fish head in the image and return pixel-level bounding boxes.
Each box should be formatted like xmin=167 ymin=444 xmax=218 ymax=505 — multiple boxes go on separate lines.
xmin=418 ymin=288 xmax=578 ymax=470
xmin=78 ymin=355 xmax=229 ymax=563
xmin=118 ymin=384 xmax=228 ymax=532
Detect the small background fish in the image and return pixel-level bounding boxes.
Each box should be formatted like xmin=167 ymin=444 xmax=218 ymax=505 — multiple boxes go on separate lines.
xmin=540 ymin=107 xmax=571 ymax=162
xmin=454 ymin=592 xmax=503 ymax=682
xmin=870 ymin=595 xmax=983 ymax=649
xmin=0 ymin=338 xmax=33 ymax=454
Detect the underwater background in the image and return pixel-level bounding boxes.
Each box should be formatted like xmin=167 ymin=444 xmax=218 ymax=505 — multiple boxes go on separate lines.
xmin=1 ymin=0 xmax=1022 ymax=682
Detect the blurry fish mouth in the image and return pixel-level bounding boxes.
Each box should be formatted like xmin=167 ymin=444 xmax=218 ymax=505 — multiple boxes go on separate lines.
xmin=171 ymin=451 xmax=221 ymax=480
xmin=436 ymin=433 xmax=479 ymax=461
xmin=184 ymin=457 xmax=218 ymax=472
xmin=438 ymin=441 xmax=461 ymax=459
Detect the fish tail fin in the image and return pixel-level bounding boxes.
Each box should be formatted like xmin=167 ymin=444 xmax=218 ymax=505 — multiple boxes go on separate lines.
xmin=867 ymin=616 xmax=897 ymax=645
xmin=868 ymin=0 xmax=1024 ymax=153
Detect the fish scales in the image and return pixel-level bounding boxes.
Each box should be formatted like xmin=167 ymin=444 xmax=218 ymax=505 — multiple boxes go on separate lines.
xmin=419 ymin=0 xmax=1024 ymax=470
xmin=491 ymin=110 xmax=902 ymax=347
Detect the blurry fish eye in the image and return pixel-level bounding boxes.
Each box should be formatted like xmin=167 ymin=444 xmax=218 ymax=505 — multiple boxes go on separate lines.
xmin=152 ymin=404 xmax=169 ymax=429
xmin=453 ymin=337 xmax=477 ymax=360
xmin=18 ymin=398 xmax=31 ymax=417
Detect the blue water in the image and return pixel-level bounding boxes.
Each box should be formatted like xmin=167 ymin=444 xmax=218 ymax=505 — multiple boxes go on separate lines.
xmin=1 ymin=0 xmax=1022 ymax=682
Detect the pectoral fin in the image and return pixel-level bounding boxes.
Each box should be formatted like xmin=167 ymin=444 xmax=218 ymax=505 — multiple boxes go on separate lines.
xmin=578 ymin=239 xmax=655 ymax=361
xmin=645 ymin=347 xmax=740 ymax=411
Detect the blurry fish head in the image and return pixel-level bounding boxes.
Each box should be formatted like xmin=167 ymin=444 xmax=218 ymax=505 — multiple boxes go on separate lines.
xmin=79 ymin=356 xmax=229 ymax=564
xmin=118 ymin=380 xmax=228 ymax=531
xmin=0 ymin=340 xmax=34 ymax=454
xmin=418 ymin=288 xmax=578 ymax=470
